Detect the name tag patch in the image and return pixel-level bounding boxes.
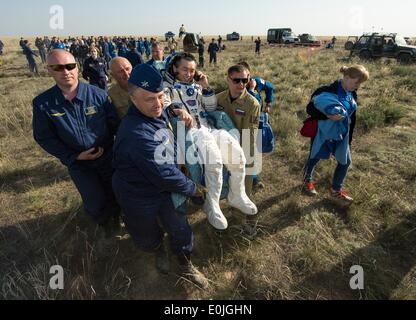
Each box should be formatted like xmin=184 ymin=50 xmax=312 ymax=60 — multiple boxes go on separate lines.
xmin=186 ymin=100 xmax=197 ymax=107
xmin=84 ymin=105 xmax=98 ymax=116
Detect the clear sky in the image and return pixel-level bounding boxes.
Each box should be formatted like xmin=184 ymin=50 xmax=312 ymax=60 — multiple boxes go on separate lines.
xmin=1 ymin=0 xmax=415 ymax=37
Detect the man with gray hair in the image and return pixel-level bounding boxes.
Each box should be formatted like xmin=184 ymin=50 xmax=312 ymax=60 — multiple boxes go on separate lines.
xmin=108 ymin=57 xmax=133 ymax=118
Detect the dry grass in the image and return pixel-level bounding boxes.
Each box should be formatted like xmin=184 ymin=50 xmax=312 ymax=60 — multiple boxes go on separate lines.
xmin=1 ymin=37 xmax=415 ymax=300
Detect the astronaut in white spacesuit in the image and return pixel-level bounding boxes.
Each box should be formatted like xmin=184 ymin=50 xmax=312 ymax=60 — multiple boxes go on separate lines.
xmin=163 ymin=53 xmax=258 ymax=230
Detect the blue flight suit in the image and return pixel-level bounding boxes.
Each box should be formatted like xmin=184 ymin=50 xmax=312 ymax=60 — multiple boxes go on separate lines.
xmin=22 ymin=44 xmax=39 ymax=73
xmin=118 ymin=45 xmax=128 ymax=58
xmin=101 ymin=41 xmax=112 ymax=62
xmin=143 ymin=40 xmax=151 ymax=59
xmin=137 ymin=40 xmax=144 ymax=55
xmin=208 ymin=42 xmax=219 ymax=64
xmin=126 ymin=49 xmax=144 ymax=68
xmin=112 ymin=105 xmax=196 ymax=254
xmin=82 ymin=56 xmax=109 ymax=91
xmin=248 ymin=77 xmax=275 ymax=182
xmin=32 ymin=82 xmax=121 ymax=225
xmin=248 ymin=77 xmax=275 ymax=111
xmin=108 ymin=42 xmax=116 ymax=58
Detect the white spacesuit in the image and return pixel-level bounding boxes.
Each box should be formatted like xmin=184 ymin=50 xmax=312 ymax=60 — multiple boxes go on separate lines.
xmin=163 ymin=76 xmax=258 ymax=230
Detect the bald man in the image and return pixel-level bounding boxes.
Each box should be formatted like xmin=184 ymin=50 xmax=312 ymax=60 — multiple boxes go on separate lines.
xmin=108 ymin=57 xmax=133 ymax=118
xmin=32 ymin=49 xmax=122 ymax=237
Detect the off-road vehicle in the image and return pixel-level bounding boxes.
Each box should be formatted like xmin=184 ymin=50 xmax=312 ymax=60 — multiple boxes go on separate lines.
xmin=345 ymin=33 xmax=416 ymax=64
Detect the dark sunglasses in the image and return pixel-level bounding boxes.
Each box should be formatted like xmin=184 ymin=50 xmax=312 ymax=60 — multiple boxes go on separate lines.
xmin=48 ymin=63 xmax=77 ymax=72
xmin=230 ymin=77 xmax=249 ymax=84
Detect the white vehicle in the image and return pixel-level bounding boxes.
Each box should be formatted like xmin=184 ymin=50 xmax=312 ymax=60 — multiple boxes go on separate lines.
xmin=282 ymin=31 xmax=300 ymax=44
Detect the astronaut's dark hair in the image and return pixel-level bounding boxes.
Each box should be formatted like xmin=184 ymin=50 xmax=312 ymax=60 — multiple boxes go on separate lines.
xmin=169 ymin=52 xmax=197 ymax=75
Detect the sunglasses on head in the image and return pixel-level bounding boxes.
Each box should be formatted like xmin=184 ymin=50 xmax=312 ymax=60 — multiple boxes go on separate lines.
xmin=48 ymin=63 xmax=77 ymax=72
xmin=230 ymin=77 xmax=249 ymax=84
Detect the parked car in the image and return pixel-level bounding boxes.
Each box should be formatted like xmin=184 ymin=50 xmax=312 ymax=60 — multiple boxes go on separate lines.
xmin=298 ymin=33 xmax=321 ymax=47
xmin=226 ymin=32 xmax=240 ymax=41
xmin=346 ymin=32 xmax=416 ymax=64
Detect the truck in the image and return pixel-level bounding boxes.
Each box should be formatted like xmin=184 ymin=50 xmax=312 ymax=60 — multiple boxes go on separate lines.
xmin=267 ymin=28 xmax=300 ymax=44
xmin=345 ymin=32 xmax=416 ymax=64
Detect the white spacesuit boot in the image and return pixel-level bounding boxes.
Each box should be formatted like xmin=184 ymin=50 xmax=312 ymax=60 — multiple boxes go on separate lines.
xmin=194 ymin=128 xmax=228 ymax=230
xmin=227 ymin=170 xmax=258 ymax=216
xmin=203 ymin=164 xmax=228 ymax=230
xmin=211 ymin=129 xmax=258 ymax=216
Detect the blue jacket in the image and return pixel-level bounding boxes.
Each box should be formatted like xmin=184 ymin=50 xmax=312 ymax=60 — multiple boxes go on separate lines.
xmin=208 ymin=43 xmax=219 ymax=54
xmin=126 ymin=49 xmax=144 ymax=68
xmin=108 ymin=42 xmax=116 ymax=58
xmin=248 ymin=77 xmax=275 ymax=105
xmin=82 ymin=56 xmax=109 ymax=83
xmin=118 ymin=46 xmax=128 ymax=58
xmin=113 ymin=106 xmax=196 ymax=206
xmin=32 ymin=82 xmax=120 ymax=167
xmin=307 ymin=80 xmax=358 ymax=145
xmin=101 ymin=42 xmax=111 ymax=58
xmin=137 ymin=40 xmax=144 ymax=53
xmin=23 ymin=45 xmax=38 ymax=63
xmin=310 ymin=83 xmax=357 ymax=165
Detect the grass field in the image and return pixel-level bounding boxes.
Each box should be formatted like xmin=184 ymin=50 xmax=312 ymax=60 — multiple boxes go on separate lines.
xmin=0 ymin=37 xmax=415 ymax=300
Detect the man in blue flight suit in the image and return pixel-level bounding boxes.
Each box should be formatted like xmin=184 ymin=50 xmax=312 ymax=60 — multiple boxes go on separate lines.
xmin=143 ymin=38 xmax=151 ymax=60
xmin=112 ymin=64 xmax=209 ymax=289
xmin=126 ymin=43 xmax=144 ymax=68
xmin=32 ymin=49 xmax=122 ymax=237
xmin=22 ymin=40 xmax=39 ymax=75
xmin=208 ymin=38 xmax=219 ymax=66
xmin=137 ymin=37 xmax=145 ymax=56
xmin=101 ymin=37 xmax=112 ymax=65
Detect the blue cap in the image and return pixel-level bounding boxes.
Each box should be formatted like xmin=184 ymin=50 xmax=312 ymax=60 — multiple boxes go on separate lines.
xmin=128 ymin=64 xmax=164 ymax=93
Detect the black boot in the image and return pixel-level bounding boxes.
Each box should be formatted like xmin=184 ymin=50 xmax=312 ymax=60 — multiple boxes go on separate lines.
xmin=155 ymin=243 xmax=170 ymax=275
xmin=177 ymin=253 xmax=209 ymax=289
xmin=100 ymin=214 xmax=123 ymax=239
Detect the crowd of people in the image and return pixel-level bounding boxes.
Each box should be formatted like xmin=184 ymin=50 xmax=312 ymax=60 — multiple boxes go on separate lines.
xmin=16 ymin=27 xmax=250 ymax=78
xmin=18 ymin=35 xmax=160 ymax=76
xmin=27 ymin=30 xmax=369 ymax=290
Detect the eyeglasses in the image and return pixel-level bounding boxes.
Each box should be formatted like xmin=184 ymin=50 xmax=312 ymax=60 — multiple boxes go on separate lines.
xmin=229 ymin=77 xmax=249 ymax=84
xmin=48 ymin=63 xmax=77 ymax=72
